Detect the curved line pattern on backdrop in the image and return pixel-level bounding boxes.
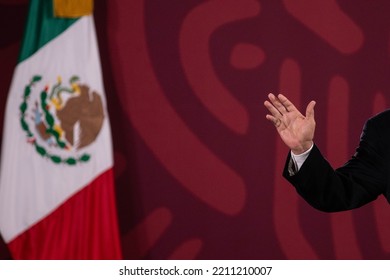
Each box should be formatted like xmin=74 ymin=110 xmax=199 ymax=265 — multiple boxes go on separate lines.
xmin=112 ymin=0 xmax=247 ymax=216
xmin=179 ymin=0 xmax=260 ymax=134
xmin=283 ymin=0 xmax=363 ymax=54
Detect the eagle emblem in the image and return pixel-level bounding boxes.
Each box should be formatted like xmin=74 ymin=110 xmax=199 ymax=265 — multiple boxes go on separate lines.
xmin=20 ymin=75 xmax=105 ymax=165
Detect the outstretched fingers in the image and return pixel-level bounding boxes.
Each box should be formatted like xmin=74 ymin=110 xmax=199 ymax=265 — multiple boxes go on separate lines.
xmin=267 ymin=93 xmax=289 ymax=115
xmin=278 ymin=94 xmax=299 ymax=113
xmin=264 ymin=99 xmax=282 ymax=118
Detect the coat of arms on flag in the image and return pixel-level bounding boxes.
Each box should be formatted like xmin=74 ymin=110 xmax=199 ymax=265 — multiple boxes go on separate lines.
xmin=20 ymin=75 xmax=105 ymax=165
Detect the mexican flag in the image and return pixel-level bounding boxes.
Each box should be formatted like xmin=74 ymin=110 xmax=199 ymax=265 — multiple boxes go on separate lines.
xmin=0 ymin=0 xmax=122 ymax=259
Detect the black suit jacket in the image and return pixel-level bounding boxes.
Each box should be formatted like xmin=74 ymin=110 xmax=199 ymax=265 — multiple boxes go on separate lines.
xmin=283 ymin=110 xmax=390 ymax=212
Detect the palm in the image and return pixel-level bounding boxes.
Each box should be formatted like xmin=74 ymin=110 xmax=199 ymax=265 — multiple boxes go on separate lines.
xmin=264 ymin=94 xmax=316 ymax=154
xmin=278 ymin=110 xmax=315 ymax=149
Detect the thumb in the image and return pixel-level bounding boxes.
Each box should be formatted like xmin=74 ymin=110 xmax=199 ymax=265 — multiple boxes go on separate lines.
xmin=305 ymin=101 xmax=316 ymax=120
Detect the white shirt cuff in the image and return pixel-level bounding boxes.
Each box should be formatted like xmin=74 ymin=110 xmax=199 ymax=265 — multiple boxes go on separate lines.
xmin=290 ymin=143 xmax=314 ymax=172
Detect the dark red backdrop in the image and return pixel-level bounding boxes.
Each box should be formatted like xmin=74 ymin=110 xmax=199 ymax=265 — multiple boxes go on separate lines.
xmin=1 ymin=0 xmax=390 ymax=259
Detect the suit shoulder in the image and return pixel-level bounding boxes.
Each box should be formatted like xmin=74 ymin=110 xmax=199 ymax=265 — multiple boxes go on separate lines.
xmin=367 ymin=109 xmax=390 ymax=126
xmin=369 ymin=109 xmax=390 ymax=123
xmin=361 ymin=109 xmax=390 ymax=143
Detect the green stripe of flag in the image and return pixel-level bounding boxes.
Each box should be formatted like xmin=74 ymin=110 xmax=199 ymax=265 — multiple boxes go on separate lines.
xmin=19 ymin=0 xmax=79 ymax=63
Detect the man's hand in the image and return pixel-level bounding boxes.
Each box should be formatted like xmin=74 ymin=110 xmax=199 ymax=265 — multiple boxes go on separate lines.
xmin=264 ymin=93 xmax=316 ymax=154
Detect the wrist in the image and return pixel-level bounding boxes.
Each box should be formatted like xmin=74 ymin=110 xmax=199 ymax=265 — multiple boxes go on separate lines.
xmin=291 ymin=141 xmax=313 ymax=155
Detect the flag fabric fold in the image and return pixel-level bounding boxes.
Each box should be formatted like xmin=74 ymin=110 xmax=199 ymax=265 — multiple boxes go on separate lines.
xmin=0 ymin=0 xmax=122 ymax=259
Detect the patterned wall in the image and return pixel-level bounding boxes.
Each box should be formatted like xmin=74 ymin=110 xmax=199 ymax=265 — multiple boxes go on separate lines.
xmin=1 ymin=0 xmax=390 ymax=259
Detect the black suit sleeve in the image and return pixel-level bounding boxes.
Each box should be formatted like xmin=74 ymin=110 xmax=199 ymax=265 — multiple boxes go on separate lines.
xmin=283 ymin=117 xmax=388 ymax=212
